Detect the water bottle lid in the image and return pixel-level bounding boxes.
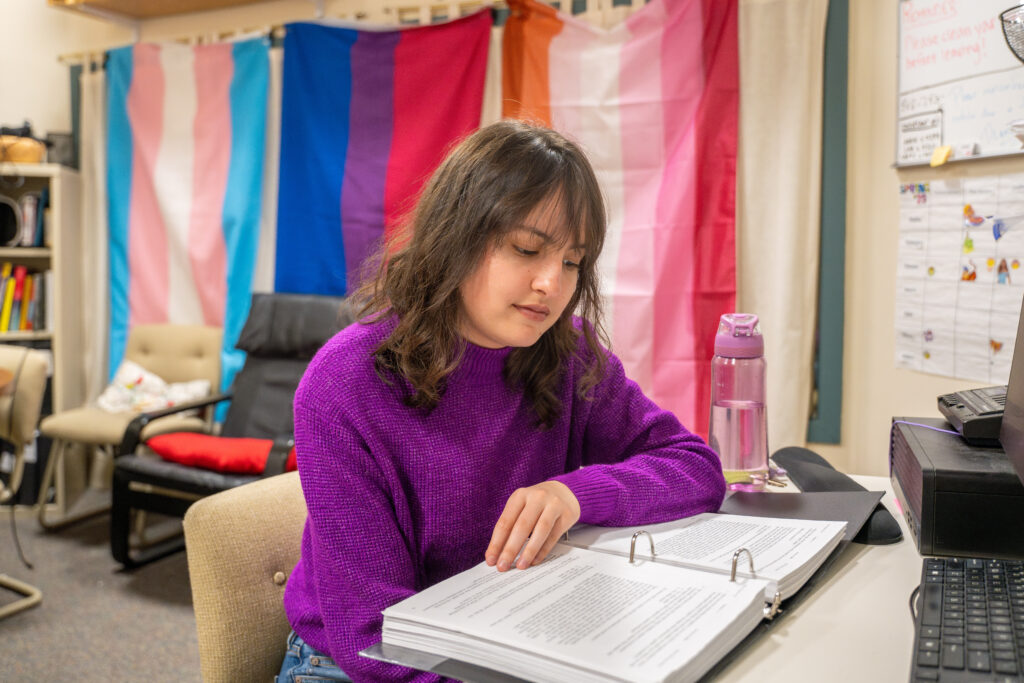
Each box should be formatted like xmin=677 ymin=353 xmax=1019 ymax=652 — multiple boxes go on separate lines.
xmin=715 ymin=313 xmax=764 ymax=358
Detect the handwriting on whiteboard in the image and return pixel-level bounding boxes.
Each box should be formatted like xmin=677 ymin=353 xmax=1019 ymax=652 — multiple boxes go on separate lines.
xmin=897 ymin=0 xmax=1024 ymax=165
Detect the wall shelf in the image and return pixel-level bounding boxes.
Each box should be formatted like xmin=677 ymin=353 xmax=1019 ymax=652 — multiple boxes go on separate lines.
xmin=0 ymin=248 xmax=52 ymax=259
xmin=0 ymin=331 xmax=53 ymax=341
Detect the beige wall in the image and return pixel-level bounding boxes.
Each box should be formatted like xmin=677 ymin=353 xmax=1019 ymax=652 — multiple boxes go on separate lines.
xmin=0 ymin=2 xmax=124 ymax=136
xmin=0 ymin=1 xmax=327 ymax=136
xmin=810 ymin=0 xmax=1024 ymax=475
xmin=7 ymin=0 xmax=1024 ymax=476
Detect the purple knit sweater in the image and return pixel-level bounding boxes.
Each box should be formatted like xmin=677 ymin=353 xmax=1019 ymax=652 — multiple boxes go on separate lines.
xmin=283 ymin=317 xmax=726 ymax=682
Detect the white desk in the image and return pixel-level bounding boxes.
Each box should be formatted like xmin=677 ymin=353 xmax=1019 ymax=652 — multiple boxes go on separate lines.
xmin=715 ymin=475 xmax=921 ymax=682
xmin=366 ymin=475 xmax=926 ymax=682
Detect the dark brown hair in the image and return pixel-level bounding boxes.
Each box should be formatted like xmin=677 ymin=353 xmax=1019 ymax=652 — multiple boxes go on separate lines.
xmin=356 ymin=120 xmax=608 ymax=428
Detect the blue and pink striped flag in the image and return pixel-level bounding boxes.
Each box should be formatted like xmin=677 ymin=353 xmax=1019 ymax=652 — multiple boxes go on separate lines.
xmin=106 ymin=37 xmax=269 ymax=396
xmin=504 ymin=0 xmax=738 ymax=439
xmin=274 ymin=13 xmax=491 ymax=295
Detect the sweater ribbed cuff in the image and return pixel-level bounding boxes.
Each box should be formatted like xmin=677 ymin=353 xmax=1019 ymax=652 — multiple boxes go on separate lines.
xmin=551 ymin=468 xmax=619 ymax=525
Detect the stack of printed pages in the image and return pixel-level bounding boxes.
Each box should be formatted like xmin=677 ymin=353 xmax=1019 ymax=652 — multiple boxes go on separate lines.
xmin=379 ymin=512 xmax=846 ymax=682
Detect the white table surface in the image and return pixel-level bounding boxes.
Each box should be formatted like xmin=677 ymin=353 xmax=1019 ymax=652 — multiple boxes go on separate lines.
xmin=713 ymin=474 xmax=921 ymax=682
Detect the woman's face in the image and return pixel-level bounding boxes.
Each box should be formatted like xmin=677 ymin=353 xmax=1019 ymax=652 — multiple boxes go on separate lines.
xmin=458 ymin=198 xmax=585 ymax=349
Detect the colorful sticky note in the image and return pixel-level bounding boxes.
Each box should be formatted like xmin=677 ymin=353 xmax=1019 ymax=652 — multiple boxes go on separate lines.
xmin=993 ymin=218 xmax=1007 ymax=240
xmin=930 ymin=145 xmax=953 ymax=167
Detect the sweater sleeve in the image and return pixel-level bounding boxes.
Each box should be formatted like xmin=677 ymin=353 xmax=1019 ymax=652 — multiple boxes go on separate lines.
xmin=550 ymin=350 xmax=726 ymax=526
xmin=292 ymin=379 xmax=445 ymax=683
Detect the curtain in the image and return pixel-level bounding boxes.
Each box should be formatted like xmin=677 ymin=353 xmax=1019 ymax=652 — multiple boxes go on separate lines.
xmin=80 ymin=60 xmax=109 ymax=402
xmin=252 ymin=46 xmax=283 ymax=293
xmin=736 ymin=0 xmax=829 ymax=451
xmin=503 ymin=0 xmax=739 ymax=440
xmin=481 ymin=23 xmax=504 ymax=127
xmin=105 ymin=37 xmax=270 ymax=398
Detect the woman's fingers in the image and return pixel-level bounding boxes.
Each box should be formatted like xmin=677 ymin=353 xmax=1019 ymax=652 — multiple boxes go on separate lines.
xmin=514 ymin=504 xmax=561 ymax=569
xmin=494 ymin=493 xmax=544 ymax=571
xmin=486 ymin=481 xmax=581 ymax=571
xmin=531 ymin=527 xmax=568 ymax=567
xmin=485 ymin=492 xmax=526 ymax=567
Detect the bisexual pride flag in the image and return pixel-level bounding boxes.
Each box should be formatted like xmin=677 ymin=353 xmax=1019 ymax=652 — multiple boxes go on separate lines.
xmin=106 ymin=38 xmax=269 ymax=397
xmin=275 ymin=13 xmax=491 ymax=295
xmin=504 ymin=0 xmax=738 ymax=438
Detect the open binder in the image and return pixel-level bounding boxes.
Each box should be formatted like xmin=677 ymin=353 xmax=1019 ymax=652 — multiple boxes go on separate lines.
xmin=363 ymin=511 xmax=848 ymax=683
xmin=626 ymin=529 xmax=784 ymax=620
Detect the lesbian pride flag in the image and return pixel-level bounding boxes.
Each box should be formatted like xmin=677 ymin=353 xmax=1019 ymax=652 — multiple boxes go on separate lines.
xmin=504 ymin=0 xmax=738 ymax=438
xmin=275 ymin=14 xmax=490 ymax=295
xmin=107 ymin=38 xmax=269 ymax=396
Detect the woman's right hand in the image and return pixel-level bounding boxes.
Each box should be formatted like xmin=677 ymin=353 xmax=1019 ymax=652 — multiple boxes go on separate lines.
xmin=484 ymin=480 xmax=580 ymax=572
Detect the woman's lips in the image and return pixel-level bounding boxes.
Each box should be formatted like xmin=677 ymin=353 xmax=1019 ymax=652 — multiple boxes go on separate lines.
xmin=514 ymin=304 xmax=549 ymax=321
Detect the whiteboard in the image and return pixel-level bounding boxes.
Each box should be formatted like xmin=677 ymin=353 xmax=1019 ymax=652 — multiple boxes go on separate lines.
xmin=897 ymin=0 xmax=1024 ymax=166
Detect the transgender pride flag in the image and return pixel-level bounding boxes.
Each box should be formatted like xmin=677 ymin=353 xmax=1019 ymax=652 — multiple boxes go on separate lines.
xmin=106 ymin=38 xmax=269 ymax=396
xmin=504 ymin=0 xmax=738 ymax=439
xmin=275 ymin=13 xmax=490 ymax=295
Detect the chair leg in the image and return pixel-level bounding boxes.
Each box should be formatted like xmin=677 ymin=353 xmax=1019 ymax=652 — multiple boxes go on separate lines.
xmin=111 ymin=468 xmax=187 ymax=569
xmin=37 ymin=440 xmax=111 ymax=531
xmin=0 ymin=574 xmax=42 ymax=620
xmin=110 ymin=465 xmax=133 ymax=566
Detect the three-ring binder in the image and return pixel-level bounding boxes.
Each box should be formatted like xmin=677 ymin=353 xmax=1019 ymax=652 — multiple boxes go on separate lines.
xmin=624 ymin=536 xmax=784 ymax=620
xmin=628 ymin=530 xmax=655 ymax=563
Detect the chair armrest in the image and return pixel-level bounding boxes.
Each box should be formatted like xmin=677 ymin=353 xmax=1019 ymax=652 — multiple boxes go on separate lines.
xmin=262 ymin=436 xmax=296 ymax=477
xmin=118 ymin=393 xmax=234 ymax=456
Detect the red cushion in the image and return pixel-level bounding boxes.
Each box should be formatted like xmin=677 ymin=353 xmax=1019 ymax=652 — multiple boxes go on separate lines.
xmin=145 ymin=432 xmax=296 ymax=474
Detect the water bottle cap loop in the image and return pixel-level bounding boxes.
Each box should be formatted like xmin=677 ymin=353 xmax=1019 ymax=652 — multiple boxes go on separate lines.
xmin=714 ymin=313 xmax=764 ymax=358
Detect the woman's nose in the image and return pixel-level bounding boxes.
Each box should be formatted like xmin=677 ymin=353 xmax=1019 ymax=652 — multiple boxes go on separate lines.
xmin=532 ymin=259 xmax=562 ymax=296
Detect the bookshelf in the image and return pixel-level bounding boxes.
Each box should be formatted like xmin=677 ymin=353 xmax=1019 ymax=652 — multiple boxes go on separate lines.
xmin=0 ymin=163 xmax=84 ymax=414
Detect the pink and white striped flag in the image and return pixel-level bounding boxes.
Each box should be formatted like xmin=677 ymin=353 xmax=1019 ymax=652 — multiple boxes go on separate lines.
xmin=504 ymin=0 xmax=738 ymax=439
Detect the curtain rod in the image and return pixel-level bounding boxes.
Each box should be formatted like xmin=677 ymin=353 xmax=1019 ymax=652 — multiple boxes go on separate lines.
xmin=55 ymin=0 xmax=516 ymax=65
xmin=57 ymin=23 xmax=283 ymax=65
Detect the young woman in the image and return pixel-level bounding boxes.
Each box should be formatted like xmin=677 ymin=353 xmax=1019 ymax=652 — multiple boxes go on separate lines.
xmin=277 ymin=120 xmax=726 ymax=683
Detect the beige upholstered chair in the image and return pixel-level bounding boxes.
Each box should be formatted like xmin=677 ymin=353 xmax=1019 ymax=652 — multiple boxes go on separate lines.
xmin=37 ymin=324 xmax=222 ymax=529
xmin=183 ymin=471 xmax=306 ymax=682
xmin=0 ymin=344 xmax=51 ymax=620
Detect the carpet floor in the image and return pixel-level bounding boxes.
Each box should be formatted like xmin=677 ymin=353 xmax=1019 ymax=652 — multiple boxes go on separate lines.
xmin=0 ymin=511 xmax=200 ymax=681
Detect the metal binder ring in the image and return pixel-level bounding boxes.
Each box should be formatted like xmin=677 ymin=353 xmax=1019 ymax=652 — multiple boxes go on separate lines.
xmin=629 ymin=530 xmax=656 ymax=563
xmin=730 ymin=547 xmax=755 ymax=581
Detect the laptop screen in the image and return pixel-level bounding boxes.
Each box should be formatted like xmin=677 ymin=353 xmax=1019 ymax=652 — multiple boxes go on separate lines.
xmin=998 ymin=293 xmax=1024 ymax=489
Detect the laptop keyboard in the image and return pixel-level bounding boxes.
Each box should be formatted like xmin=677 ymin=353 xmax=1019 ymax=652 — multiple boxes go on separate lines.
xmin=912 ymin=557 xmax=1024 ymax=682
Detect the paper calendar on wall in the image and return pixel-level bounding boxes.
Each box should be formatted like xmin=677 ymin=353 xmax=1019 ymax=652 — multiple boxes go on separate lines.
xmin=895 ymin=172 xmax=1024 ymax=382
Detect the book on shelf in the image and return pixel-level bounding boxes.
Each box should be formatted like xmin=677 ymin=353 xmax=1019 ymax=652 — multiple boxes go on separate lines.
xmin=0 ymin=262 xmax=10 ymax=325
xmin=28 ymin=273 xmax=39 ymax=332
xmin=16 ymin=193 xmax=38 ymax=247
xmin=43 ymin=270 xmax=53 ymax=332
xmin=8 ymin=265 xmax=26 ymax=332
xmin=32 ymin=187 xmax=48 ymax=247
xmin=0 ymin=263 xmax=15 ymax=331
xmin=369 ymin=512 xmax=846 ymax=683
xmin=18 ymin=273 xmax=33 ymax=331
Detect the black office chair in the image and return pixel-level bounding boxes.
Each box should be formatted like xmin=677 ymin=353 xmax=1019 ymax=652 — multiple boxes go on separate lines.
xmin=110 ymin=292 xmax=354 ymax=568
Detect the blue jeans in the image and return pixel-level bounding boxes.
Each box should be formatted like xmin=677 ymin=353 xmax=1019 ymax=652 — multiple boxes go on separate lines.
xmin=276 ymin=630 xmax=352 ymax=683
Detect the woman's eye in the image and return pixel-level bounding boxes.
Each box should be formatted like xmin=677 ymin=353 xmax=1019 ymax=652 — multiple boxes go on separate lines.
xmin=563 ymin=259 xmax=581 ymax=270
xmin=513 ymin=245 xmax=539 ymax=256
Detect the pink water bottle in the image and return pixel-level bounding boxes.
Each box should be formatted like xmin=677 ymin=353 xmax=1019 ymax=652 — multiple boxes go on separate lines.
xmin=709 ymin=313 xmax=769 ymax=491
